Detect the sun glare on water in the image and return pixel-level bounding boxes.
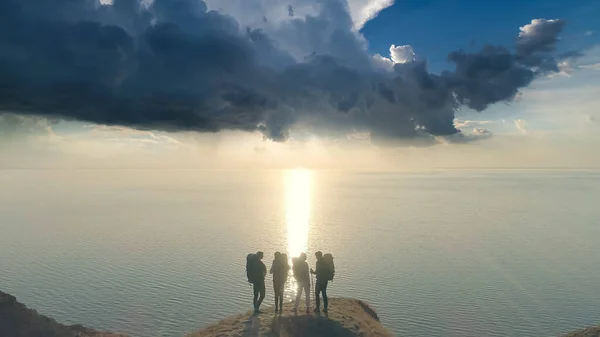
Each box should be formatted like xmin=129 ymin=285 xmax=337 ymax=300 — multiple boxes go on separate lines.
xmin=284 ymin=168 xmax=312 ymax=298
xmin=285 ymin=169 xmax=312 ymax=260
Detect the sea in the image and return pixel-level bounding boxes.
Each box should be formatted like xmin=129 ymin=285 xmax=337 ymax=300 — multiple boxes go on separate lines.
xmin=1 ymin=169 xmax=599 ymax=337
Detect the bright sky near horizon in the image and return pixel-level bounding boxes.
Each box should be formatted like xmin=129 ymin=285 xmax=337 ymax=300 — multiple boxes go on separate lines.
xmin=1 ymin=0 xmax=600 ymax=169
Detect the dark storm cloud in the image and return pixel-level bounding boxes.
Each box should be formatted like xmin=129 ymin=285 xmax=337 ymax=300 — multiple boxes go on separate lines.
xmin=440 ymin=19 xmax=567 ymax=113
xmin=0 ymin=0 xmax=570 ymax=145
xmin=443 ymin=46 xmax=535 ymax=111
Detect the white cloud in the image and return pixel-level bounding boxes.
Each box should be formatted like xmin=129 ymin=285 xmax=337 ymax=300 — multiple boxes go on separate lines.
xmin=579 ymin=62 xmax=600 ymax=71
xmin=204 ymin=0 xmax=394 ymax=30
xmin=514 ymin=119 xmax=528 ymax=134
xmin=87 ymin=125 xmax=181 ymax=145
xmin=453 ymin=119 xmax=495 ymax=129
xmin=347 ymin=0 xmax=395 ymax=29
xmin=371 ymin=44 xmax=416 ymax=71
xmin=390 ymin=44 xmax=415 ymax=64
xmin=518 ymin=18 xmax=562 ymax=39
xmin=372 ymin=53 xmax=394 ymax=70
xmin=585 ymin=31 xmax=593 ymax=36
xmin=551 ymin=61 xmax=575 ymax=77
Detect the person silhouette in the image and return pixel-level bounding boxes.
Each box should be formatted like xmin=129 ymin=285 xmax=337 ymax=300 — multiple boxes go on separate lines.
xmin=269 ymin=252 xmax=281 ymax=312
xmin=310 ymin=251 xmax=329 ymax=313
xmin=291 ymin=252 xmax=310 ymax=314
xmin=250 ymin=251 xmax=266 ymax=313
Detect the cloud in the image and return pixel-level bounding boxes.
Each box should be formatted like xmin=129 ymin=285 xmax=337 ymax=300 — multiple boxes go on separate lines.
xmin=0 ymin=2 xmax=570 ymax=146
xmin=579 ymin=63 xmax=600 ymax=71
xmin=0 ymin=114 xmax=58 ymax=140
xmin=203 ymin=0 xmax=395 ymax=30
xmin=428 ymin=127 xmax=493 ymax=145
xmin=87 ymin=125 xmax=181 ymax=145
xmin=390 ymin=44 xmax=415 ymax=64
xmin=371 ymin=53 xmax=395 ymax=70
xmin=514 ymin=119 xmax=528 ymax=134
xmin=547 ymin=60 xmax=575 ymax=78
xmin=347 ymin=0 xmax=395 ymax=29
xmin=517 ymin=19 xmax=566 ymax=56
xmin=371 ymin=44 xmax=415 ymax=71
xmin=453 ymin=119 xmax=495 ymax=129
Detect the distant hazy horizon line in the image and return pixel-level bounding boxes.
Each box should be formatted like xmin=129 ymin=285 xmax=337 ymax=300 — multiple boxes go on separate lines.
xmin=2 ymin=167 xmax=600 ymax=172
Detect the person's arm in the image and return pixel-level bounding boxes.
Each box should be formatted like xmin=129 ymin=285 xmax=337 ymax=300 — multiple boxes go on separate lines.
xmin=262 ymin=262 xmax=267 ymax=277
xmin=269 ymin=261 xmax=274 ymax=274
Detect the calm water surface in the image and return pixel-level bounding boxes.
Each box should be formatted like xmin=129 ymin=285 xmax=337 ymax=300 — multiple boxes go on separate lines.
xmin=1 ymin=169 xmax=599 ymax=337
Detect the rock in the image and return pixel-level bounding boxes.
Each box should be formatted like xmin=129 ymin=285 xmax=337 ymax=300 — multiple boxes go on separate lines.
xmin=564 ymin=327 xmax=600 ymax=337
xmin=188 ymin=298 xmax=393 ymax=337
xmin=0 ymin=290 xmax=126 ymax=337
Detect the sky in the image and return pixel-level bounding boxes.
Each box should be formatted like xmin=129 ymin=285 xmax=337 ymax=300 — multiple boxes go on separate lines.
xmin=362 ymin=0 xmax=600 ymax=72
xmin=0 ymin=0 xmax=599 ymax=169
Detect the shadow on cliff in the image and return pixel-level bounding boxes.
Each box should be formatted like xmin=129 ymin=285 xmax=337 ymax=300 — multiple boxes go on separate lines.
xmin=269 ymin=313 xmax=363 ymax=337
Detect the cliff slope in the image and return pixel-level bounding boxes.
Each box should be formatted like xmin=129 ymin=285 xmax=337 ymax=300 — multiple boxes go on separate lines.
xmin=0 ymin=290 xmax=125 ymax=337
xmin=564 ymin=327 xmax=600 ymax=337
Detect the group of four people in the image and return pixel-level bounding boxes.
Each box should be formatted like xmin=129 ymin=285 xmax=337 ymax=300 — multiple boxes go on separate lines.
xmin=247 ymin=251 xmax=333 ymax=314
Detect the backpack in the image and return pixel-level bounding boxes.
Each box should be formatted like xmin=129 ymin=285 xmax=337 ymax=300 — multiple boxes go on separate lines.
xmin=280 ymin=261 xmax=290 ymax=283
xmin=274 ymin=257 xmax=289 ymax=282
xmin=323 ymin=253 xmax=335 ymax=281
xmin=292 ymin=258 xmax=310 ymax=282
xmin=246 ymin=254 xmax=260 ymax=284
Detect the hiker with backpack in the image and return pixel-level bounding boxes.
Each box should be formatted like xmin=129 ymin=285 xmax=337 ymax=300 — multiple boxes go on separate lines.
xmin=269 ymin=251 xmax=290 ymax=313
xmin=292 ymin=252 xmax=311 ymax=314
xmin=310 ymin=251 xmax=334 ymax=313
xmin=246 ymin=251 xmax=267 ymax=313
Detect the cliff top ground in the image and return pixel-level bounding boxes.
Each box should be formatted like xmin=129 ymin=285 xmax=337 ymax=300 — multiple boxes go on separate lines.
xmin=188 ymin=298 xmax=392 ymax=337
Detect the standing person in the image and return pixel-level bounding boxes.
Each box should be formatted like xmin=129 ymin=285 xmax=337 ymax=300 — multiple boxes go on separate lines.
xmin=269 ymin=252 xmax=283 ymax=312
xmin=292 ymin=252 xmax=310 ymax=314
xmin=247 ymin=251 xmax=267 ymax=313
xmin=275 ymin=253 xmax=291 ymax=313
xmin=310 ymin=251 xmax=331 ymax=313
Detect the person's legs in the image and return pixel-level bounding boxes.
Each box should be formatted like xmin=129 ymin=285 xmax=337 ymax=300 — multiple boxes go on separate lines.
xmin=278 ymin=292 xmax=283 ymax=312
xmin=314 ymin=282 xmax=321 ymax=310
xmin=277 ymin=281 xmax=284 ymax=311
xmin=273 ymin=280 xmax=279 ymax=311
xmin=257 ymin=281 xmax=266 ymax=309
xmin=253 ymin=283 xmax=259 ymax=310
xmin=304 ymin=284 xmax=310 ymax=313
xmin=293 ymin=282 xmax=302 ymax=311
xmin=322 ymin=283 xmax=328 ymax=311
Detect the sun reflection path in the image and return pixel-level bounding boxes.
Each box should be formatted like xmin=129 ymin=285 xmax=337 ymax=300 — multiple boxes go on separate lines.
xmin=284 ymin=169 xmax=312 ymax=299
